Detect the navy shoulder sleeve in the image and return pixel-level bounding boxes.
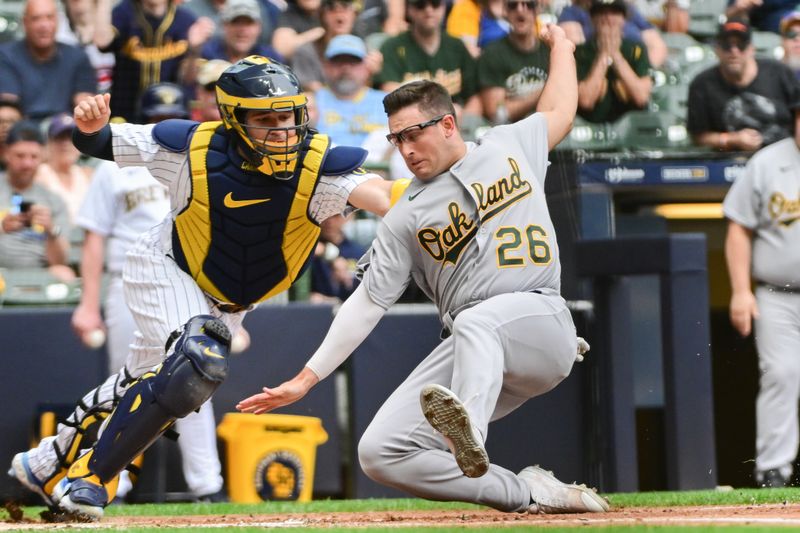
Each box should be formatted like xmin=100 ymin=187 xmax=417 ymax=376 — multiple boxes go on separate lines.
xmin=152 ymin=119 xmax=201 ymax=152
xmin=321 ymin=145 xmax=368 ymax=175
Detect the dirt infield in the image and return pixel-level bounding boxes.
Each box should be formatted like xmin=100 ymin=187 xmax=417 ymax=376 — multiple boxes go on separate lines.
xmin=3 ymin=503 xmax=800 ymax=529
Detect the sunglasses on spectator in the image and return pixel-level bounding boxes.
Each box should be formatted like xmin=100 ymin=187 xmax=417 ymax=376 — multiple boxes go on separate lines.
xmin=719 ymin=40 xmax=749 ymax=51
xmin=386 ymin=114 xmax=448 ymax=146
xmin=506 ymin=0 xmax=536 ymax=9
xmin=784 ymin=30 xmax=800 ymax=39
xmin=410 ymin=0 xmax=443 ymax=8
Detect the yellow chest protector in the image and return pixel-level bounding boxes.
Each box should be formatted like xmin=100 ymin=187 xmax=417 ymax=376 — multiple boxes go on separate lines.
xmin=171 ymin=122 xmax=330 ymax=307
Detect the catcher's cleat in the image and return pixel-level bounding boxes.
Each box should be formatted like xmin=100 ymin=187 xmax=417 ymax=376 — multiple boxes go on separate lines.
xmin=8 ymin=452 xmax=64 ymax=508
xmin=53 ymin=477 xmax=107 ymax=521
xmin=519 ymin=465 xmax=609 ymax=514
xmin=420 ymin=384 xmax=489 ymax=478
xmin=52 ymin=450 xmax=119 ymax=521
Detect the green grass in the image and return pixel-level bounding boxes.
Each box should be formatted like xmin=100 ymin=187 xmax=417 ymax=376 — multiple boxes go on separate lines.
xmin=4 ymin=489 xmax=800 ymax=531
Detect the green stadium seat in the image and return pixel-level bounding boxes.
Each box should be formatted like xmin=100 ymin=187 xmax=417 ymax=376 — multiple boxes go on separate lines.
xmin=0 ymin=268 xmax=81 ymax=306
xmin=555 ymin=117 xmax=621 ymax=152
xmin=611 ymin=110 xmax=691 ymax=150
xmin=688 ymin=0 xmax=727 ymax=39
xmin=752 ymin=30 xmax=783 ymax=60
xmin=649 ymin=80 xmax=689 ymax=120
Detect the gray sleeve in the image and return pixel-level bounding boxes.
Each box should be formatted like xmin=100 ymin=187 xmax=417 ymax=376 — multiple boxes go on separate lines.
xmin=504 ymin=112 xmax=549 ymax=187
xmin=361 ymin=220 xmax=414 ymax=309
xmin=722 ymin=159 xmax=760 ymax=229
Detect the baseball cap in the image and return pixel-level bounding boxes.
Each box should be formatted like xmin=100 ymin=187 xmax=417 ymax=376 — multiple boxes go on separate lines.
xmin=780 ymin=7 xmax=800 ymax=35
xmin=717 ymin=19 xmax=752 ymax=43
xmin=589 ymin=0 xmax=626 ymax=16
xmin=47 ymin=113 xmax=75 ymax=140
xmin=325 ymin=34 xmax=367 ymax=60
xmin=139 ymin=83 xmax=189 ymax=120
xmin=6 ymin=120 xmax=45 ymax=146
xmin=322 ymin=0 xmax=356 ymax=9
xmin=220 ymin=0 xmax=261 ymax=23
xmin=197 ymin=59 xmax=232 ymax=87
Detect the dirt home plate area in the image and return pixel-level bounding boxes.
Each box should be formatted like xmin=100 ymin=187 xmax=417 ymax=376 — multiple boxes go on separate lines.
xmin=4 ymin=503 xmax=800 ymax=529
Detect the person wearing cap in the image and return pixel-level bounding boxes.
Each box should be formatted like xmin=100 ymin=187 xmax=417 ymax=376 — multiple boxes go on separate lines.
xmin=478 ymin=0 xmax=551 ymax=124
xmin=558 ymin=0 xmax=667 ymax=67
xmin=71 ymin=82 xmax=229 ymax=503
xmin=291 ymin=0 xmax=370 ymax=92
xmin=191 ymin=59 xmax=232 ymax=121
xmin=726 ymin=0 xmax=797 ymax=34
xmin=0 ymin=0 xmax=97 ymax=120
xmin=722 ymin=96 xmax=800 ymax=489
xmin=91 ymin=0 xmax=215 ymax=121
xmin=575 ymin=0 xmax=652 ymax=123
xmin=687 ymin=19 xmax=800 ymax=152
xmin=34 ymin=113 xmax=93 ymax=224
xmin=184 ymin=0 xmax=282 ymax=45
xmin=0 ymin=120 xmax=73 ymax=281
xmin=316 ymin=34 xmax=389 ymax=148
xmin=198 ymin=0 xmax=283 ymax=65
xmin=376 ymin=0 xmax=481 ymax=116
xmin=780 ymin=8 xmax=800 ymax=79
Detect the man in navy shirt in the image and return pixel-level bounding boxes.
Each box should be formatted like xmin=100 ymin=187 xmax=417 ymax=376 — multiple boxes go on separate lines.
xmin=0 ymin=0 xmax=96 ymax=120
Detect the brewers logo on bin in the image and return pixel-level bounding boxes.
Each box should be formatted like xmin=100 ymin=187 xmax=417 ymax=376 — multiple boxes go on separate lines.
xmin=218 ymin=413 xmax=329 ymax=502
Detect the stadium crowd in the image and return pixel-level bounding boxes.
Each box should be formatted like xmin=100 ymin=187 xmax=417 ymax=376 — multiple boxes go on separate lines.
xmin=0 ymin=0 xmax=799 ymax=494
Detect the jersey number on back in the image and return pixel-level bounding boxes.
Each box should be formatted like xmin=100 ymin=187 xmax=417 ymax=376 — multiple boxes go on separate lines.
xmin=495 ymin=225 xmax=552 ymax=268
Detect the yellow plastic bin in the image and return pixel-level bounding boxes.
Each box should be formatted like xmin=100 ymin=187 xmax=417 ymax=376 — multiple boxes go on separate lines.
xmin=217 ymin=413 xmax=328 ymax=503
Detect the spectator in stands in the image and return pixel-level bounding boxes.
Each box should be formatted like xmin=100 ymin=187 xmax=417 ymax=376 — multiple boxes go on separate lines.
xmin=35 ymin=113 xmax=93 ymax=224
xmin=0 ymin=0 xmax=96 ymax=121
xmin=631 ymin=0 xmax=688 ymax=33
xmin=196 ymin=0 xmax=283 ymax=67
xmin=726 ymin=0 xmax=797 ymax=34
xmin=93 ymin=0 xmax=214 ymax=121
xmin=687 ymin=19 xmax=800 ymax=152
xmin=271 ymin=0 xmax=324 ymax=61
xmin=190 ymin=59 xmax=231 ymax=121
xmin=722 ymin=99 xmax=800 ymax=489
xmin=780 ymin=8 xmax=800 ymax=79
xmin=0 ymin=121 xmax=73 ymax=281
xmin=376 ymin=0 xmax=482 ymax=115
xmin=316 ymin=35 xmax=389 ymax=147
xmin=292 ymin=0 xmax=372 ymax=91
xmin=478 ymin=0 xmax=550 ymax=124
xmin=0 ymin=99 xmax=23 ymax=171
xmin=56 ymin=0 xmax=116 ymax=93
xmin=447 ymin=0 xmax=510 ymax=57
xmin=310 ymin=213 xmax=366 ymax=303
xmin=575 ymin=0 xmax=652 ymax=123
xmin=559 ymin=0 xmax=666 ymax=67
xmin=184 ymin=0 xmax=283 ymax=45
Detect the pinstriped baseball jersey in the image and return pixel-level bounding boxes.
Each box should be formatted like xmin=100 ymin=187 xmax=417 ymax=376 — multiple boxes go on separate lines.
xmin=723 ymin=137 xmax=800 ymax=288
xmin=362 ymin=113 xmax=558 ymax=322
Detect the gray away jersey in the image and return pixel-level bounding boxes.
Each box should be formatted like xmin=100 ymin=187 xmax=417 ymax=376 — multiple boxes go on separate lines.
xmin=723 ymin=137 xmax=800 ymax=288
xmin=362 ymin=113 xmax=560 ymax=322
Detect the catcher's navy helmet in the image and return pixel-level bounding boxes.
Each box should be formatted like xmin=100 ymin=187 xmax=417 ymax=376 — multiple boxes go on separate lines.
xmin=215 ymin=56 xmax=309 ymax=178
xmin=138 ymin=83 xmax=189 ymax=122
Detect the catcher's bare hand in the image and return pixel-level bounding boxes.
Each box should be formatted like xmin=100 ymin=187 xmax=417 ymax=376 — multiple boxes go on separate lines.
xmin=236 ymin=367 xmax=320 ymax=415
xmin=74 ymin=93 xmax=111 ymax=134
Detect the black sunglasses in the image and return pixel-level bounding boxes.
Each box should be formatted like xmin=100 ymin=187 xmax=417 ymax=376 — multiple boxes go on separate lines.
xmin=410 ymin=0 xmax=443 ymax=8
xmin=785 ymin=29 xmax=800 ymax=39
xmin=506 ymin=0 xmax=536 ymax=10
xmin=386 ymin=114 xmax=448 ymax=146
xmin=719 ymin=40 xmax=749 ymax=51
